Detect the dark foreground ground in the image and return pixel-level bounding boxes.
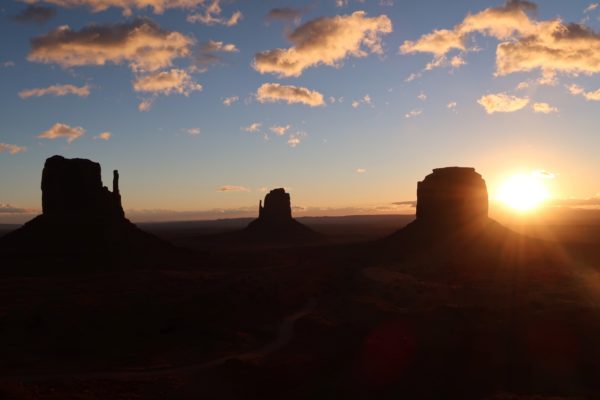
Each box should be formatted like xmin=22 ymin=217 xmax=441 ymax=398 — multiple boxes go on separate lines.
xmin=1 ymin=214 xmax=600 ymax=399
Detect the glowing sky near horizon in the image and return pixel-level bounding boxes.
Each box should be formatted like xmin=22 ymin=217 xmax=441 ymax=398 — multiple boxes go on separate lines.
xmin=1 ymin=0 xmax=600 ymax=222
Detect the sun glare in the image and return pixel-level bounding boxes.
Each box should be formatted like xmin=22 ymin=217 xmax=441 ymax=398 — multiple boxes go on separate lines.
xmin=497 ymin=172 xmax=550 ymax=212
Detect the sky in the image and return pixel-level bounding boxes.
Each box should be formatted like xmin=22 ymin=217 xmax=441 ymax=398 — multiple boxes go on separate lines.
xmin=1 ymin=0 xmax=600 ymax=222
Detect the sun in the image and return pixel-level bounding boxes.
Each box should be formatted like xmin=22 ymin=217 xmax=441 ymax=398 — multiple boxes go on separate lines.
xmin=497 ymin=172 xmax=550 ymax=212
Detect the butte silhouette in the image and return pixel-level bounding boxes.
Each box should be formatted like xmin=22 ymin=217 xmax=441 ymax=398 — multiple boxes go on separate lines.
xmin=0 ymin=155 xmax=172 ymax=258
xmin=384 ymin=167 xmax=518 ymax=257
xmin=242 ymin=188 xmax=318 ymax=243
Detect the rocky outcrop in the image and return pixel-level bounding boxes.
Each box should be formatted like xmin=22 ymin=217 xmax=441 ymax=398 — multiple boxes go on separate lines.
xmin=41 ymin=155 xmax=124 ymax=219
xmin=0 ymin=155 xmax=173 ymax=260
xmin=386 ymin=166 xmax=501 ymax=245
xmin=416 ymin=167 xmax=488 ymax=224
xmin=244 ymin=188 xmax=318 ymax=243
xmin=258 ymin=188 xmax=292 ymax=223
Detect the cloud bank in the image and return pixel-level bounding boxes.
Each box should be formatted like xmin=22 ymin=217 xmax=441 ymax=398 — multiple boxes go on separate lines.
xmin=28 ymin=19 xmax=194 ymax=72
xmin=253 ymin=11 xmax=392 ymax=77
xmin=400 ymin=0 xmax=600 ymax=82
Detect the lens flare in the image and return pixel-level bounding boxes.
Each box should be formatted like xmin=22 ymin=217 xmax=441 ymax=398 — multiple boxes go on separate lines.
xmin=497 ymin=172 xmax=550 ymax=211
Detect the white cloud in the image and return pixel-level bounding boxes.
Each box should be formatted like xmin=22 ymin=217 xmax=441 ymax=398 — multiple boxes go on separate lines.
xmin=400 ymin=0 xmax=600 ymax=81
xmin=94 ymin=131 xmax=111 ymax=140
xmin=269 ymin=124 xmax=291 ymax=136
xmin=356 ymin=168 xmax=366 ymax=173
xmin=28 ymin=20 xmax=193 ymax=73
xmin=352 ymin=100 xmax=360 ymax=108
xmin=2 ymin=61 xmax=15 ymax=68
xmin=256 ymin=83 xmax=324 ymax=107
xmin=447 ymin=101 xmax=457 ymax=109
xmin=516 ymin=81 xmax=530 ymax=90
xmin=223 ymin=96 xmax=239 ymax=106
xmin=253 ymin=11 xmax=392 ymax=77
xmin=584 ymin=3 xmax=599 ymax=13
xmin=405 ymin=109 xmax=423 ymax=118
xmin=417 ymin=92 xmax=427 ymax=101
xmin=0 ymin=143 xmax=26 ymax=154
xmin=217 ymin=185 xmax=249 ymax=192
xmin=186 ymin=127 xmax=201 ymax=136
xmin=477 ymin=92 xmax=529 ymax=114
xmin=19 ymin=83 xmax=90 ymax=99
xmin=202 ymin=40 xmax=239 ymax=53
xmin=133 ymin=69 xmax=202 ymax=96
xmin=532 ymin=102 xmax=558 ymax=113
xmin=567 ymin=83 xmax=600 ymax=100
xmin=287 ymin=132 xmax=306 ymax=147
xmin=138 ymin=98 xmax=154 ymax=111
xmin=242 ymin=122 xmax=261 ymax=132
xmin=38 ymin=122 xmax=85 ymax=143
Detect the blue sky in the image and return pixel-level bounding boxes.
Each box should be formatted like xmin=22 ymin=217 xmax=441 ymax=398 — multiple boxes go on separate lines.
xmin=1 ymin=0 xmax=600 ymax=222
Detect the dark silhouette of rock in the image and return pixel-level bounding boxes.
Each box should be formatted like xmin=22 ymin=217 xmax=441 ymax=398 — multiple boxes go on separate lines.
xmin=41 ymin=155 xmax=124 ymax=219
xmin=243 ymin=188 xmax=318 ymax=243
xmin=258 ymin=188 xmax=292 ymax=222
xmin=416 ymin=167 xmax=488 ymax=224
xmin=0 ymin=155 xmax=174 ymax=264
xmin=387 ymin=166 xmax=509 ymax=245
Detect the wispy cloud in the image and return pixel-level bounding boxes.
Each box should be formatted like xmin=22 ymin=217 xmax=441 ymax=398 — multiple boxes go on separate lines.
xmin=584 ymin=3 xmax=599 ymax=13
xmin=187 ymin=0 xmax=242 ymax=26
xmin=38 ymin=122 xmax=85 ymax=143
xmin=356 ymin=168 xmax=367 ymax=174
xmin=26 ymin=0 xmax=205 ymax=16
xmin=405 ymin=109 xmax=423 ymax=118
xmin=217 ymin=185 xmax=250 ymax=192
xmin=256 ymin=83 xmax=324 ymax=107
xmin=253 ymin=11 xmax=392 ymax=77
xmin=287 ymin=132 xmax=306 ymax=148
xmin=0 ymin=203 xmax=29 ymax=213
xmin=269 ymin=125 xmax=291 ymax=136
xmin=13 ymin=5 xmax=56 ymax=24
xmin=93 ymin=131 xmax=111 ymax=140
xmin=567 ymin=84 xmax=600 ymax=101
xmin=138 ymin=98 xmax=154 ymax=112
xmin=477 ymin=92 xmax=529 ymax=114
xmin=195 ymin=39 xmax=240 ymax=70
xmin=223 ymin=96 xmax=239 ymax=106
xmin=242 ymin=122 xmax=261 ymax=132
xmin=266 ymin=7 xmax=305 ymax=23
xmin=185 ymin=127 xmax=201 ymax=136
xmin=0 ymin=143 xmax=27 ymax=154
xmin=532 ymin=102 xmax=558 ymax=113
xmin=19 ymin=83 xmax=90 ymax=99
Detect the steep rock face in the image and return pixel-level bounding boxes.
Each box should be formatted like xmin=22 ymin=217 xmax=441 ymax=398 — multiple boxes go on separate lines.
xmin=41 ymin=155 xmax=123 ymax=219
xmin=244 ymin=188 xmax=317 ymax=243
xmin=258 ymin=188 xmax=292 ymax=223
xmin=0 ymin=155 xmax=172 ymax=260
xmin=416 ymin=167 xmax=488 ymax=224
